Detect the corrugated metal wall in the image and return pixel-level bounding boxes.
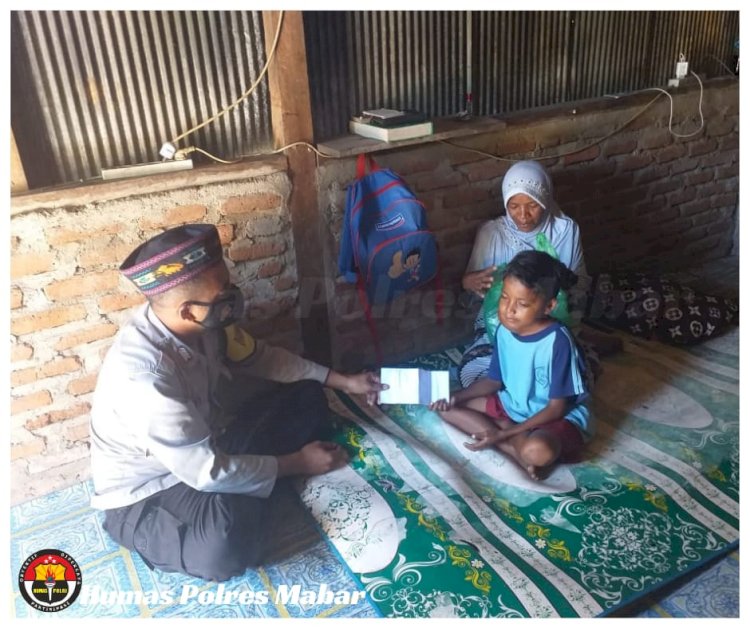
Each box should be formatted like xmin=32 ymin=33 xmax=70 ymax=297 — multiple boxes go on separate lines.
xmin=306 ymin=10 xmax=739 ymax=142
xmin=305 ymin=11 xmax=470 ymax=143
xmin=568 ymin=12 xmax=653 ymax=100
xmin=11 ymin=11 xmax=739 ymax=188
xmin=11 ymin=11 xmax=273 ymax=188
xmin=474 ymin=12 xmax=573 ymax=113
xmin=569 ymin=11 xmax=739 ymax=99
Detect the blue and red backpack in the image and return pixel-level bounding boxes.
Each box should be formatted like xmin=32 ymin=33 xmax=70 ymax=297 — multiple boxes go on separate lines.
xmin=338 ymin=154 xmax=443 ymax=362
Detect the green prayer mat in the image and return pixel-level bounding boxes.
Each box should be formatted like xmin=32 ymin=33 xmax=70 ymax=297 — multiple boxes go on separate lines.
xmin=299 ymin=328 xmax=739 ymax=618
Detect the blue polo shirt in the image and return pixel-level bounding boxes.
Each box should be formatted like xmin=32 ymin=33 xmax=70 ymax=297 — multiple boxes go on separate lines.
xmin=488 ymin=320 xmax=591 ymax=437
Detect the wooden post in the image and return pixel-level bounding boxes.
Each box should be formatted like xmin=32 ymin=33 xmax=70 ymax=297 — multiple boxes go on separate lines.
xmin=261 ymin=11 xmax=332 ymax=365
xmin=11 ymin=129 xmax=28 ymax=193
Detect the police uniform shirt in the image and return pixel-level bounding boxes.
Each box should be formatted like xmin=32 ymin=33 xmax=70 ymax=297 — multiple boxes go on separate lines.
xmin=89 ymin=304 xmax=330 ymax=510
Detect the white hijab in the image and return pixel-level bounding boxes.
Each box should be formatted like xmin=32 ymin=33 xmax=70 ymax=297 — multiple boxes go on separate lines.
xmin=500 ymin=160 xmax=562 ymax=245
xmin=467 ymin=159 xmax=584 ymax=273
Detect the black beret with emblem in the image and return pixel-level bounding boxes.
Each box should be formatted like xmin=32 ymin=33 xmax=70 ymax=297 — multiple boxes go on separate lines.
xmin=120 ymin=224 xmax=223 ymax=296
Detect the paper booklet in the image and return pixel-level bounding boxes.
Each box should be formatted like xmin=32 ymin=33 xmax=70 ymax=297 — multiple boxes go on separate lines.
xmin=379 ymin=367 xmax=450 ymax=405
xmin=360 ymin=109 xmax=427 ymax=127
xmin=349 ymin=119 xmax=433 ymax=143
xmin=361 ymin=108 xmax=405 ymax=119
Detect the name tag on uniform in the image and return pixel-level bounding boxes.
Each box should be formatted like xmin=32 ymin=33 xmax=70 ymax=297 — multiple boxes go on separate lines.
xmin=223 ymin=324 xmax=256 ymax=363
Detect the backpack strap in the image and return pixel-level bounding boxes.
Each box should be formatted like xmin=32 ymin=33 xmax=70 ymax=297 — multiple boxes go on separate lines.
xmin=356 ymin=275 xmax=384 ymax=366
xmin=356 ymin=154 xmax=380 ymax=179
xmin=434 ymin=265 xmax=445 ymax=325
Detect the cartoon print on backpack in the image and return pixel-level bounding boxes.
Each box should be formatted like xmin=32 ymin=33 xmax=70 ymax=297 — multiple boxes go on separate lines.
xmin=338 ymin=153 xmax=444 ymax=363
xmin=339 ymin=154 xmax=440 ymax=304
xmin=388 ymin=248 xmax=421 ymax=282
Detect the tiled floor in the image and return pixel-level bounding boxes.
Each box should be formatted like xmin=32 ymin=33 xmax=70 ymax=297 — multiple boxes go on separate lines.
xmin=613 ymin=549 xmax=740 ymax=618
xmin=9 ymin=478 xmax=738 ymax=618
xmin=10 ymin=480 xmax=380 ymax=619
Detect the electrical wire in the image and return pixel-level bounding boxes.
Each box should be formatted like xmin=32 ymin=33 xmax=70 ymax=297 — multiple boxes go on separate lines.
xmin=638 ymin=70 xmax=704 ymax=138
xmin=168 ymin=11 xmax=285 ymax=146
xmin=441 ymin=70 xmax=706 ymax=162
xmin=175 ymin=146 xmax=241 ymax=164
xmin=171 ymin=38 xmax=707 ymax=167
xmin=165 ymin=10 xmax=341 ymax=165
xmin=709 ymin=54 xmax=739 ymax=79
xmin=270 ymin=141 xmax=335 ymax=159
xmin=178 ymin=140 xmax=335 ymax=165
xmin=441 ymin=93 xmax=663 ymax=162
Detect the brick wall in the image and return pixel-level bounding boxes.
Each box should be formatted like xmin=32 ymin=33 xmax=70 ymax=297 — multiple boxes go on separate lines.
xmin=318 ymin=80 xmax=738 ymax=370
xmin=9 ymin=80 xmax=738 ymax=503
xmin=10 ymin=158 xmax=301 ymax=503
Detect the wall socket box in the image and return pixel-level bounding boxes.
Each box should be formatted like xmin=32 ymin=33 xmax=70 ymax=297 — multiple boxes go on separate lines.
xmin=668 ymin=58 xmax=689 ymax=88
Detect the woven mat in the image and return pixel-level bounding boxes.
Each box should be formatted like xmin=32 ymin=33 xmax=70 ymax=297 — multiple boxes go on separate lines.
xmin=300 ymin=328 xmax=739 ymax=618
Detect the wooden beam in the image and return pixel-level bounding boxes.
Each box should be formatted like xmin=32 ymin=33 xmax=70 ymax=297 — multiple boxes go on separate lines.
xmin=262 ymin=10 xmax=332 ymax=365
xmin=11 ymin=129 xmax=28 ymax=194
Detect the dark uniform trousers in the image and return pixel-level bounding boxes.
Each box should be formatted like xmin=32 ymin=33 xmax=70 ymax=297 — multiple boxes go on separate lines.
xmin=102 ymin=380 xmax=328 ymax=582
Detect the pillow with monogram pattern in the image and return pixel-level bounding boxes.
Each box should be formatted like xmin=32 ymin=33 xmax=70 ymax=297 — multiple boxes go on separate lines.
xmin=587 ymin=273 xmax=738 ymax=346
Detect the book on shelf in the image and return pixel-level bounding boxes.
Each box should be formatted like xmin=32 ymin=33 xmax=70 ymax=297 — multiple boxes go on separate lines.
xmin=361 ymin=108 xmax=407 ymax=119
xmin=360 ymin=109 xmax=427 ymax=127
xmin=378 ymin=367 xmax=450 ymax=405
xmin=349 ymin=118 xmax=433 ymax=142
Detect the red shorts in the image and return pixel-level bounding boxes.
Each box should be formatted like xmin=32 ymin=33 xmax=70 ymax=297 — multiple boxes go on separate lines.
xmin=484 ymin=395 xmax=585 ymax=463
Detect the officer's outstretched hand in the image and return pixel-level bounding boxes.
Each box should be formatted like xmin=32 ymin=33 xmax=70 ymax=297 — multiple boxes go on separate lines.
xmin=324 ymin=370 xmax=389 ymax=406
xmin=346 ymin=371 xmax=389 ymax=406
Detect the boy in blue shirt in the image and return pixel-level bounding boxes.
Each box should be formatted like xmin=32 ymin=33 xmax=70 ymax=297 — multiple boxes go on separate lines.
xmin=431 ymin=250 xmax=591 ymax=481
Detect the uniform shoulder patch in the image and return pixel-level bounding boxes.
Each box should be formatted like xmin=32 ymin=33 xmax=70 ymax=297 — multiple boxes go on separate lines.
xmin=224 ymin=324 xmax=256 ymax=363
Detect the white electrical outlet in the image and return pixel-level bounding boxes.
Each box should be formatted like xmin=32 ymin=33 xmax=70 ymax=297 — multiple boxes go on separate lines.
xmin=675 ymin=60 xmax=689 ymax=79
xmin=159 ymin=142 xmax=177 ymax=160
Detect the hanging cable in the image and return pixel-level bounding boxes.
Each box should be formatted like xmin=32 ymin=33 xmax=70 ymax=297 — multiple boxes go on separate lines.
xmin=162 ymin=12 xmax=340 ymax=164
xmin=708 ymin=54 xmax=739 ymax=79
xmin=165 ymin=23 xmax=706 ymax=168
xmin=163 ymin=11 xmax=285 ymax=152
xmin=176 ymin=140 xmax=336 ymax=164
xmin=270 ymin=141 xmax=336 ymax=159
xmin=638 ymin=70 xmax=705 ymax=138
xmin=441 ymin=93 xmax=663 ymax=162
xmin=174 ymin=146 xmax=241 ymax=164
xmin=442 ymin=71 xmax=705 ymax=162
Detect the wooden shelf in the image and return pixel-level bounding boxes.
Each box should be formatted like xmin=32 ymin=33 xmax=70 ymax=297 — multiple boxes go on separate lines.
xmin=316 ymin=76 xmax=735 ymax=159
xmin=317 ymin=115 xmax=507 ymax=158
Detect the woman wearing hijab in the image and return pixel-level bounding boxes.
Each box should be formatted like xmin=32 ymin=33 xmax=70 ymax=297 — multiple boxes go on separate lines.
xmin=458 ymin=160 xmax=600 ymax=388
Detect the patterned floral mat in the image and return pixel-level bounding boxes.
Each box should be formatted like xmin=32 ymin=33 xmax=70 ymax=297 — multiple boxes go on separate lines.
xmin=299 ymin=327 xmax=739 ymax=618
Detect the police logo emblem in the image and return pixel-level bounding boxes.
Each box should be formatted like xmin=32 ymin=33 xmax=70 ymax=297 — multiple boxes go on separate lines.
xmin=18 ymin=549 xmax=82 ymax=612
